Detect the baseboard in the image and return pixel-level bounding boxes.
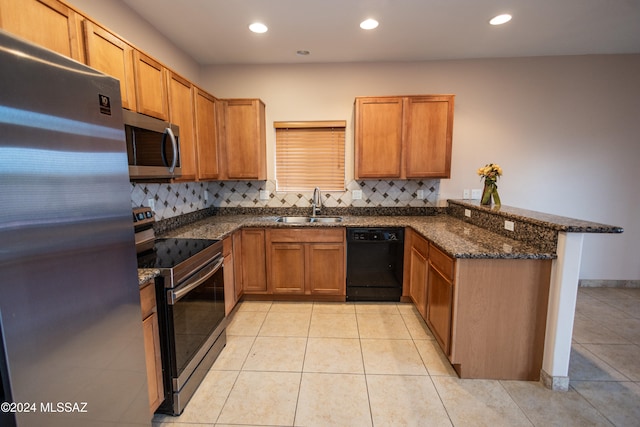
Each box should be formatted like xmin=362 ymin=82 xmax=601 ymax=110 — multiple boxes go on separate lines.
xmin=579 ymin=279 xmax=640 ymax=288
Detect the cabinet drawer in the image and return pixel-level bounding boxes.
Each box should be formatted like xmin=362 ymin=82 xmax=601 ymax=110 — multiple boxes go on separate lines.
xmin=268 ymin=228 xmax=344 ymax=243
xmin=140 ymin=282 xmax=156 ymax=319
xmin=429 ymin=244 xmax=454 ymax=281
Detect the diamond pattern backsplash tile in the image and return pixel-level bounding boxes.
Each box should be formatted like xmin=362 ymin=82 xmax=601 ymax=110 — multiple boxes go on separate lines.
xmin=207 ymin=179 xmax=439 ymax=208
xmin=131 ymin=179 xmax=439 ymax=219
xmin=130 ymin=182 xmax=211 ymax=220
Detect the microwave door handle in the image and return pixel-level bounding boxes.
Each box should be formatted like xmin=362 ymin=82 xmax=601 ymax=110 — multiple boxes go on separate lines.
xmin=168 ymin=256 xmax=223 ymax=305
xmin=165 ymin=127 xmax=178 ymax=173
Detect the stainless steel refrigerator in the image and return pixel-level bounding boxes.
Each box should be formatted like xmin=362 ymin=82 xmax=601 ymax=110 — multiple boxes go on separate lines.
xmin=0 ymin=30 xmax=150 ymax=426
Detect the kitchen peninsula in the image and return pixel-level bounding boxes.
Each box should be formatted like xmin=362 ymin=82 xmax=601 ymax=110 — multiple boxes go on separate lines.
xmin=142 ymin=200 xmax=622 ymax=388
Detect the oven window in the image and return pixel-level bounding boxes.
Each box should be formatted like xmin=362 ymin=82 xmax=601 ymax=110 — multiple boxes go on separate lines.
xmin=170 ymin=266 xmax=225 ymax=375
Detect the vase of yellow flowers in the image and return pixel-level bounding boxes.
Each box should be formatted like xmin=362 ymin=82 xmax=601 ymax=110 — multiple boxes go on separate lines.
xmin=477 ymin=163 xmax=502 ymax=206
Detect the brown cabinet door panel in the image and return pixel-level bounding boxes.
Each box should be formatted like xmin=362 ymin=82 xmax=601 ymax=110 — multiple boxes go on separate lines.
xmin=83 ymin=20 xmax=136 ymax=110
xmin=355 ymin=97 xmax=403 ymax=178
xmin=133 ymin=50 xmax=168 ymax=120
xmin=240 ymin=229 xmax=267 ymax=293
xmin=427 ymin=266 xmax=453 ymax=354
xmin=405 ymin=97 xmax=453 ymax=178
xmin=0 ymin=0 xmax=82 ymax=60
xmin=269 ymin=243 xmax=306 ymax=294
xmin=195 ymin=90 xmax=220 ymax=180
xmin=168 ymin=72 xmax=196 ymax=181
xmin=308 ymin=244 xmax=345 ymax=295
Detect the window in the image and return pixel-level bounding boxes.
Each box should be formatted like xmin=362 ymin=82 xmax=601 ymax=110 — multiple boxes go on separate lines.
xmin=274 ymin=121 xmax=346 ymax=191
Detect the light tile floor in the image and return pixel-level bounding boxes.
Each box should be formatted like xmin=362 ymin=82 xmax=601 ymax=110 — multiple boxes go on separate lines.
xmin=153 ymin=287 xmax=640 ymax=426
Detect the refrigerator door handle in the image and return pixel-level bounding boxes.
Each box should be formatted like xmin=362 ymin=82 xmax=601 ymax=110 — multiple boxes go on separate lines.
xmin=168 ymin=255 xmax=223 ymax=305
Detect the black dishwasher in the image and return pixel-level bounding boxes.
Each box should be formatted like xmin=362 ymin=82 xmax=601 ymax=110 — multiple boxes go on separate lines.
xmin=346 ymin=228 xmax=404 ymax=301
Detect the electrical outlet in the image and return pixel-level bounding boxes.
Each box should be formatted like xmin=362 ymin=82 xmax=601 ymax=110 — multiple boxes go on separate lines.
xmin=352 ymin=190 xmax=362 ymax=200
xmin=504 ymin=220 xmax=515 ymax=231
xmin=471 ymin=189 xmax=482 ymax=199
xmin=259 ymin=190 xmax=269 ymax=200
xmin=147 ymin=198 xmax=155 ymax=210
xmin=204 ymin=191 xmax=208 ymax=202
xmin=464 ymin=209 xmax=471 ymax=217
xmin=417 ymin=189 xmax=424 ymax=200
xmin=463 ymin=189 xmax=471 ymax=199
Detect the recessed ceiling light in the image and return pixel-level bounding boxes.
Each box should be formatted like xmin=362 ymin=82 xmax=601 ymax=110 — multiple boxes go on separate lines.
xmin=489 ymin=14 xmax=512 ymax=26
xmin=296 ymin=50 xmax=310 ymax=56
xmin=360 ymin=18 xmax=379 ymax=30
xmin=249 ymin=22 xmax=268 ymax=33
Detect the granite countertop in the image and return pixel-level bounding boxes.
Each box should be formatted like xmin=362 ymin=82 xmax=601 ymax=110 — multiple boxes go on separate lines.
xmin=161 ymin=214 xmax=557 ymax=260
xmin=138 ymin=268 xmax=160 ymax=288
xmin=448 ymin=200 xmax=624 ymax=233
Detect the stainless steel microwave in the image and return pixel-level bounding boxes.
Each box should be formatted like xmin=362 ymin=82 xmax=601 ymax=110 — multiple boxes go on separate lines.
xmin=123 ymin=109 xmax=181 ymax=180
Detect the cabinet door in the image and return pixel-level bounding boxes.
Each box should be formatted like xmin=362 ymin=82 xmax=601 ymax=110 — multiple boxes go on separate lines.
xmin=168 ymin=72 xmax=196 ymax=181
xmin=405 ymin=96 xmax=454 ymax=178
xmin=427 ymin=265 xmax=453 ymax=355
xmin=142 ymin=311 xmax=163 ymax=413
xmin=269 ymin=243 xmax=306 ymax=294
xmin=82 ymin=20 xmax=136 ymax=110
xmin=307 ymin=243 xmax=345 ymax=295
xmin=354 ymin=97 xmax=403 ymax=178
xmin=232 ymin=231 xmax=244 ymax=299
xmin=223 ymin=252 xmax=235 ymax=315
xmin=194 ymin=89 xmax=220 ymax=180
xmin=409 ymin=243 xmax=429 ymax=319
xmin=0 ymin=0 xmax=83 ymax=61
xmin=133 ymin=50 xmax=169 ymax=120
xmin=223 ymin=99 xmax=266 ymax=180
xmin=240 ymin=229 xmax=267 ymax=293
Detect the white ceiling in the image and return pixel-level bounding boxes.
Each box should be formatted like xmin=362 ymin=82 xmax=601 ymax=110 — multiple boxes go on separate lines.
xmin=122 ymin=0 xmax=640 ymax=65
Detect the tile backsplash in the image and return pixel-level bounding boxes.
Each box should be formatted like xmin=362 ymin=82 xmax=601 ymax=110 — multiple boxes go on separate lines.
xmin=131 ymin=179 xmax=439 ymax=220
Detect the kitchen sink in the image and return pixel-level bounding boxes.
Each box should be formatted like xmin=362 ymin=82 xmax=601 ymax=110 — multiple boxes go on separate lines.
xmin=276 ymin=216 xmax=343 ymax=223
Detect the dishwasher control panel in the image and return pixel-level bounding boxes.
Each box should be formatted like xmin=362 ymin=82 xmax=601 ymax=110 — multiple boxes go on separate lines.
xmin=347 ymin=228 xmax=403 ymax=242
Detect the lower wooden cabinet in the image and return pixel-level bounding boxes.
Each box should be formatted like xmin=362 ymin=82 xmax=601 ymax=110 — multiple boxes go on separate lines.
xmin=426 ymin=245 xmax=454 ymax=354
xmin=222 ymin=235 xmax=236 ymax=315
xmin=266 ymin=228 xmax=345 ymax=297
xmin=239 ymin=229 xmax=267 ymax=294
xmin=139 ymin=282 xmax=163 ymax=414
xmin=406 ymin=229 xmax=429 ymax=318
xmin=404 ymin=228 xmax=552 ymax=381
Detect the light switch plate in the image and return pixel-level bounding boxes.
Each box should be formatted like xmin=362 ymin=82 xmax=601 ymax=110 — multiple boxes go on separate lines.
xmin=471 ymin=189 xmax=482 ymax=199
xmin=464 ymin=209 xmax=471 ymax=217
xmin=463 ymin=189 xmax=471 ymax=199
xmin=352 ymin=190 xmax=362 ymax=200
xmin=147 ymin=198 xmax=155 ymax=210
xmin=504 ymin=220 xmax=515 ymax=231
xmin=259 ymin=190 xmax=270 ymax=200
xmin=417 ymin=190 xmax=424 ymax=200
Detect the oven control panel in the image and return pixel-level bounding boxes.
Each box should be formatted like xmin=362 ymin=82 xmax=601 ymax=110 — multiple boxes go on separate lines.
xmin=133 ymin=207 xmax=155 ymax=229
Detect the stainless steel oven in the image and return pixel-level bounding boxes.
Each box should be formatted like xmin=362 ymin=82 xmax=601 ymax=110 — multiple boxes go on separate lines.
xmin=134 ymin=208 xmax=226 ymax=415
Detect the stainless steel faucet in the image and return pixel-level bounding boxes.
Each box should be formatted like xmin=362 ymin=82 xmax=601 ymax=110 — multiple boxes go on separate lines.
xmin=312 ymin=187 xmax=322 ymax=216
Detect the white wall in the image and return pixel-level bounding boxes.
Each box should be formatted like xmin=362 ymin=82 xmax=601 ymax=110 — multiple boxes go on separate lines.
xmin=65 ymin=0 xmax=639 ymax=282
xmin=200 ymin=57 xmax=640 ymax=281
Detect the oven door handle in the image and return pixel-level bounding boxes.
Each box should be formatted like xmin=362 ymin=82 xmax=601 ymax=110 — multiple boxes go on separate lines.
xmin=168 ymin=256 xmax=223 ymax=305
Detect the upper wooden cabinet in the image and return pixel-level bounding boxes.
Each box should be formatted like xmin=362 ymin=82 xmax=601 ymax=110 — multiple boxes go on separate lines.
xmin=355 ymin=95 xmax=454 ymax=179
xmin=194 ymin=88 xmax=221 ymax=180
xmin=167 ymin=71 xmax=196 ymax=181
xmin=0 ymin=0 xmax=83 ymax=61
xmin=82 ymin=20 xmax=136 ymax=110
xmin=133 ymin=50 xmax=169 ymax=120
xmin=221 ymin=99 xmax=267 ymax=180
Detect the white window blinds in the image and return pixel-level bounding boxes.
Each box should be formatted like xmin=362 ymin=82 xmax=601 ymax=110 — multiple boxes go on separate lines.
xmin=274 ymin=121 xmax=346 ymax=191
